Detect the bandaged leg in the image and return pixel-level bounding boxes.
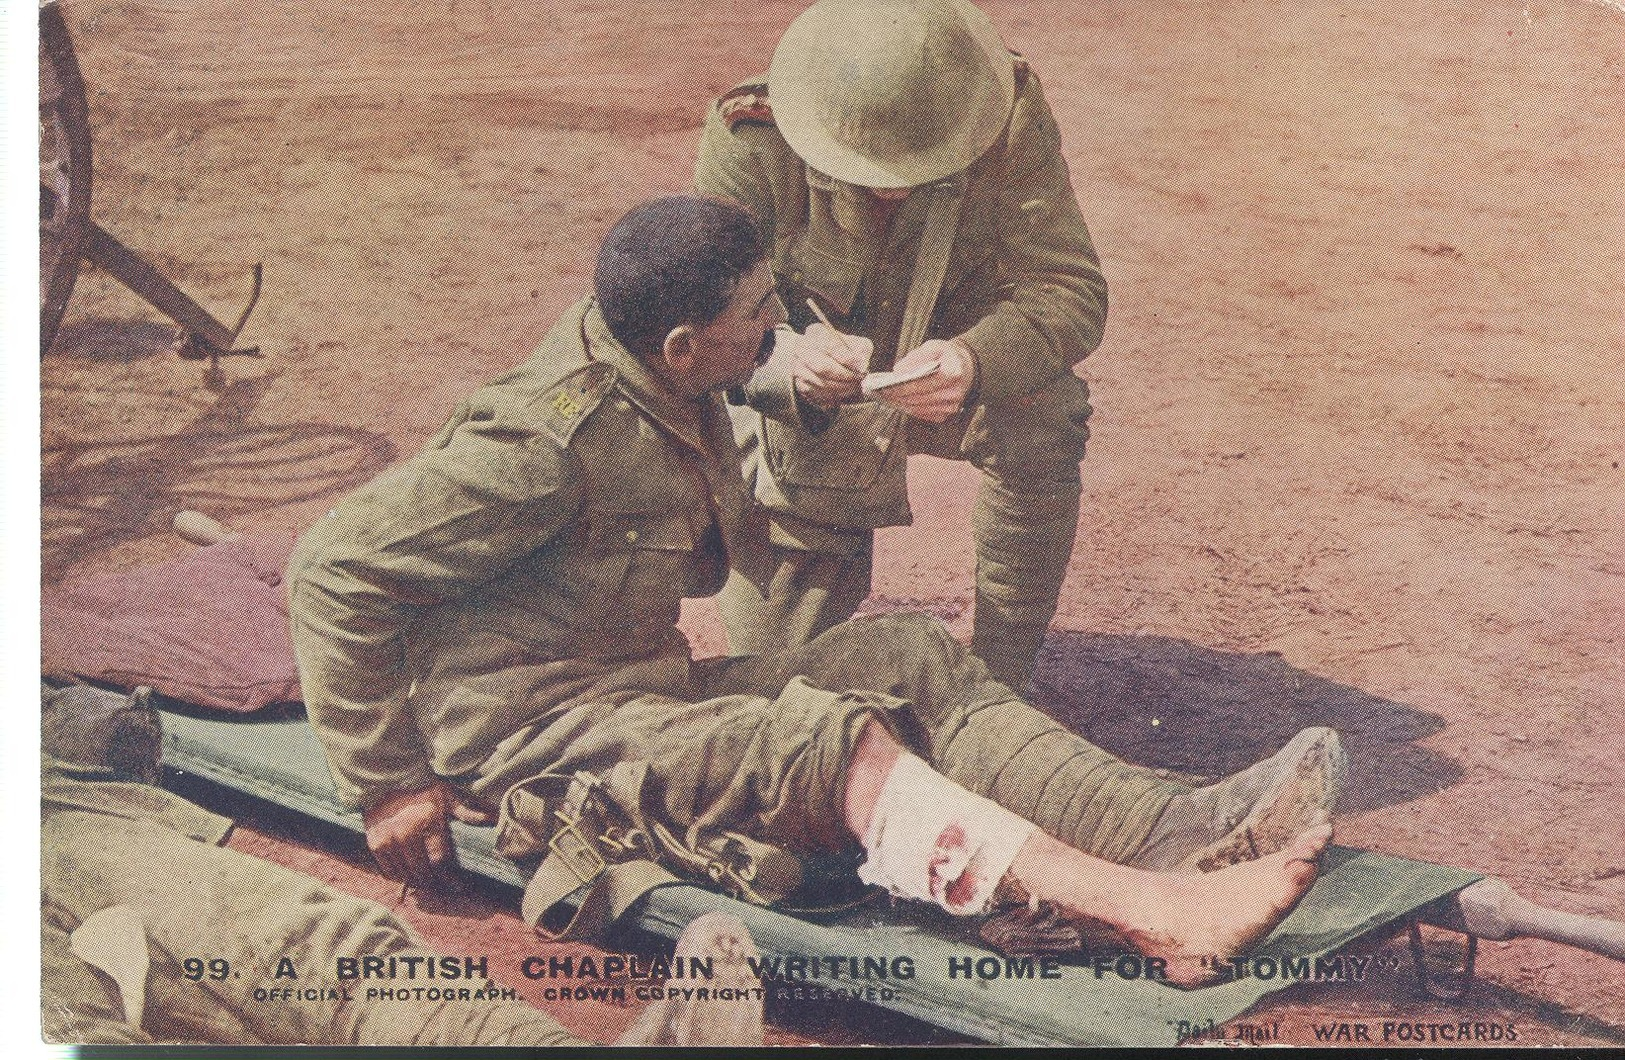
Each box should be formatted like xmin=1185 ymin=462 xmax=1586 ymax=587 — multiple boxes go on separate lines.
xmin=842 ymin=718 xmax=1334 ymax=986
xmin=857 ymin=752 xmax=1037 ymax=916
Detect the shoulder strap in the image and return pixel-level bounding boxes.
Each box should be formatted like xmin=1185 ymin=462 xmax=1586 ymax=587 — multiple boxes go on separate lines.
xmin=1012 ymin=51 xmax=1030 ymax=91
xmin=894 ymin=177 xmax=967 ymax=360
xmin=718 ymin=79 xmax=774 ymax=130
xmin=529 ymin=360 xmax=617 ymax=447
xmin=891 ymin=52 xmax=1031 ymax=357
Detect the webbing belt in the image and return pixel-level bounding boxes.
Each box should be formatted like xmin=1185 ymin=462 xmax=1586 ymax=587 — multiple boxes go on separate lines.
xmin=893 ymin=176 xmax=966 ymax=366
xmin=497 ymin=766 xmax=801 ymax=941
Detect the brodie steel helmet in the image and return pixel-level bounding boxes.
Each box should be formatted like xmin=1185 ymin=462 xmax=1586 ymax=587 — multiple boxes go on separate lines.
xmin=767 ymin=0 xmax=1016 ymax=189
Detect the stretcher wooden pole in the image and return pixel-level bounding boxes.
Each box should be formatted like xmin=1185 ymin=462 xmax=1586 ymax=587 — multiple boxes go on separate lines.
xmin=1417 ymin=877 xmax=1625 ymax=961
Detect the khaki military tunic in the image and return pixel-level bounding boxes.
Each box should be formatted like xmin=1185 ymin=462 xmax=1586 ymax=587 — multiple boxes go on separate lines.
xmin=287 ymin=300 xmax=1176 ymax=892
xmin=287 ymin=300 xmax=902 ymax=858
xmin=288 ymin=300 xmax=762 ymax=808
xmin=696 ymin=61 xmax=1104 ymax=537
xmin=698 ymin=62 xmax=1107 ymax=410
xmin=695 ymin=59 xmax=1105 ymax=686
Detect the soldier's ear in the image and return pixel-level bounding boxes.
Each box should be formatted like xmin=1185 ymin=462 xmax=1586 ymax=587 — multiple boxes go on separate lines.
xmin=661 ymin=325 xmax=697 ymax=374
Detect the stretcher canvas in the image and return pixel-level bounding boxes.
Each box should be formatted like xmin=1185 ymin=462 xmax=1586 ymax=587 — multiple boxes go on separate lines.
xmin=157 ymin=703 xmax=1482 ymax=1047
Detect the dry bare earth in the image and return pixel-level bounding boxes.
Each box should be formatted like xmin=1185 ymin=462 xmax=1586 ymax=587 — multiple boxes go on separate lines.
xmin=42 ymin=0 xmax=1624 ymax=1046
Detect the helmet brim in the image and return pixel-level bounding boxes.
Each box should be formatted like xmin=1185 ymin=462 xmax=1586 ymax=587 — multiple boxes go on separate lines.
xmin=768 ymin=0 xmax=1016 ymax=189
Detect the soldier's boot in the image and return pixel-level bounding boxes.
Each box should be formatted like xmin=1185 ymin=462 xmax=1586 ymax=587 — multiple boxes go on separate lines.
xmin=941 ymin=685 xmax=1343 ymax=870
xmin=970 ymin=471 xmax=1081 ymax=691
xmin=1129 ymin=727 xmax=1348 ymax=871
xmin=41 ymin=682 xmax=163 ymax=784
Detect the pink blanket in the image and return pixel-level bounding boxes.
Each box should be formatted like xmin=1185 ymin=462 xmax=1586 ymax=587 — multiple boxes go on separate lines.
xmin=42 ymin=535 xmax=302 ymax=713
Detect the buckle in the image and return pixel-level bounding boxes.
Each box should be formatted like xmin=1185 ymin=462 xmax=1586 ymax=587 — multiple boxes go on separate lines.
xmin=549 ymin=808 xmax=607 ymax=885
xmin=706 ymin=837 xmax=759 ymax=895
xmin=599 ymin=825 xmax=654 ymax=859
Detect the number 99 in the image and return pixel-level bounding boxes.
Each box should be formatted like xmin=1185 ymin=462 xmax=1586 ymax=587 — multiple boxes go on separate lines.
xmin=181 ymin=957 xmax=231 ymax=981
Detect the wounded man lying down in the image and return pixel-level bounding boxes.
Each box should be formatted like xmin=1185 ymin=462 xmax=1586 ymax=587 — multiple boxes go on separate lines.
xmin=286 ymin=195 xmax=1346 ymax=987
xmin=42 ymin=685 xmax=765 ymax=1046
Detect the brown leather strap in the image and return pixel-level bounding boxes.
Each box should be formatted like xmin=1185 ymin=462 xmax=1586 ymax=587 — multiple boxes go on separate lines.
xmin=894 ymin=176 xmax=967 ymax=362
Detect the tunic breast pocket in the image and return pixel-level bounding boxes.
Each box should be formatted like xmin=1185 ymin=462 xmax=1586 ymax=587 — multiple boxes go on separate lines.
xmin=780 ymin=240 xmax=864 ymax=327
xmin=586 ymin=511 xmax=699 ymax=616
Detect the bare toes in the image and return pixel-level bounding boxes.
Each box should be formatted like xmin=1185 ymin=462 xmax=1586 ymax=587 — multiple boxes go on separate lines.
xmin=1290 ymin=823 xmax=1334 ymax=860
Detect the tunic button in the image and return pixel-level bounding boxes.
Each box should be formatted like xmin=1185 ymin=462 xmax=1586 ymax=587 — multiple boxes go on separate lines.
xmin=880 ymin=299 xmax=891 ymax=310
xmin=625 ymin=530 xmax=639 ymax=543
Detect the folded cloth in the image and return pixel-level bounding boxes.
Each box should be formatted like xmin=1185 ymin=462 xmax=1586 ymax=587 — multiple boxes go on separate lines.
xmin=42 ymin=534 xmax=300 ymax=713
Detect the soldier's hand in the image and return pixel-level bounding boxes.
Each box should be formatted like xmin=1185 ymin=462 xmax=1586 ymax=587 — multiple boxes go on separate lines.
xmin=874 ymin=339 xmax=977 ymax=423
xmin=363 ymin=781 xmax=457 ymax=884
xmin=789 ymin=323 xmax=871 ymax=407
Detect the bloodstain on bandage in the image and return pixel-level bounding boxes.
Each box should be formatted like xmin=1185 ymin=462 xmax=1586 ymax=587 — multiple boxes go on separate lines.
xmin=929 ymin=823 xmax=972 ymax=907
xmin=858 ymin=754 xmax=1036 ymax=917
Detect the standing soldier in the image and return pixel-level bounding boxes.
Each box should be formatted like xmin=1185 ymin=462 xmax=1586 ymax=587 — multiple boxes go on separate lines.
xmin=697 ymin=0 xmax=1106 ymax=689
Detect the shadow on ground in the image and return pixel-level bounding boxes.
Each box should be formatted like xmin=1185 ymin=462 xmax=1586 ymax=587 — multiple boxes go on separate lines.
xmin=43 ymin=330 xmax=397 ymax=580
xmin=50 ymin=317 xmax=180 ymax=362
xmin=1027 ymin=630 xmax=1462 ymax=815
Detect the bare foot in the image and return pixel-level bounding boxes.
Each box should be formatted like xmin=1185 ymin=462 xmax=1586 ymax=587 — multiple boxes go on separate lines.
xmin=1120 ymin=821 xmax=1333 ymax=986
xmin=615 ymin=912 xmax=764 ymax=1046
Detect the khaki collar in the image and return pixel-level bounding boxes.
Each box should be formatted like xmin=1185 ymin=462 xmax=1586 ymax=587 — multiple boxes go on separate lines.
xmin=581 ymin=301 xmax=710 ymax=456
xmin=805 ymin=167 xmax=945 ymax=252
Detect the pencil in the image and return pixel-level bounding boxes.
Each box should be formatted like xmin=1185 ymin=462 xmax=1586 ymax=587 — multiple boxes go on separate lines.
xmin=805 ymin=298 xmax=869 ymax=370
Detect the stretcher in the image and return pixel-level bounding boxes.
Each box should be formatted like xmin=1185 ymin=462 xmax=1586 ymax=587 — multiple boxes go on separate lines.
xmin=153 ymin=701 xmax=1521 ymax=1047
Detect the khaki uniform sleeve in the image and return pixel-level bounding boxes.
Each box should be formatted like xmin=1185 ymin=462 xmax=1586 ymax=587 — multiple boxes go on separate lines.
xmin=726 ymin=328 xmax=835 ymax=434
xmin=287 ymin=411 xmax=583 ymax=809
xmin=694 ymin=95 xmax=778 ymax=245
xmin=956 ymin=73 xmax=1109 ymax=403
xmin=698 ymin=109 xmax=834 ymax=432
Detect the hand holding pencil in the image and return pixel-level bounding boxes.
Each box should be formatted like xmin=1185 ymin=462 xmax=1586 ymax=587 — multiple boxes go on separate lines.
xmin=790 ymin=299 xmax=873 ymax=408
xmin=797 ymin=299 xmax=974 ymax=422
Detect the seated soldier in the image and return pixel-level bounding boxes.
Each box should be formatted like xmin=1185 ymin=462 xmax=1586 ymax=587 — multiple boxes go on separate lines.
xmin=41 ymin=684 xmax=764 ymax=1047
xmin=287 ymin=195 xmax=1345 ymax=986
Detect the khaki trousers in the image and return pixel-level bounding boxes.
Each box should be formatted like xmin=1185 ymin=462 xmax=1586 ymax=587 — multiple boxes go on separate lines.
xmin=473 ymin=613 xmax=1177 ymax=873
xmin=42 ymin=797 xmax=584 ymax=1046
xmin=721 ymin=372 xmax=1092 ymax=688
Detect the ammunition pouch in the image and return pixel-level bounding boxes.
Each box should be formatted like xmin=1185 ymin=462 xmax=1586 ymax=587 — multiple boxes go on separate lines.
xmin=497 ymin=760 xmax=803 ymax=940
xmin=754 ymin=401 xmax=912 ymax=530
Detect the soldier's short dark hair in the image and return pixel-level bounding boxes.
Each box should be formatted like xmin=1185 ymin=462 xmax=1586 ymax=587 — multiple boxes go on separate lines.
xmin=594 ymin=196 xmax=767 ymax=359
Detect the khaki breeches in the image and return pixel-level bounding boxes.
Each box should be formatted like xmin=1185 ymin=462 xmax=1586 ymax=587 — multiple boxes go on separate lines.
xmin=720 ymin=372 xmax=1092 ymax=688
xmin=471 ymin=612 xmax=1176 ymax=870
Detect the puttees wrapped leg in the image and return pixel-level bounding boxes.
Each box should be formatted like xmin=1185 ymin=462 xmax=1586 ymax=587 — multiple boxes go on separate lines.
xmin=704 ymin=613 xmax=1179 ymax=865
xmin=970 ymin=470 xmax=1082 ymax=690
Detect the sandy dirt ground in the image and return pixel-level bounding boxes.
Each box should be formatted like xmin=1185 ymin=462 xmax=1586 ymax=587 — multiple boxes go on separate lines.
xmin=40 ymin=0 xmax=1625 ymax=1047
